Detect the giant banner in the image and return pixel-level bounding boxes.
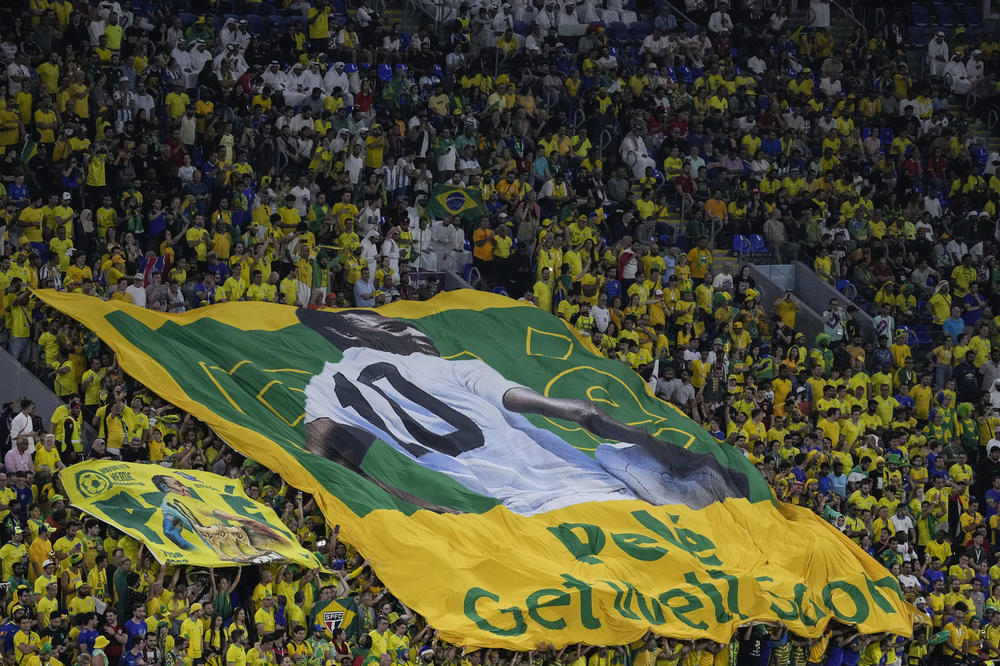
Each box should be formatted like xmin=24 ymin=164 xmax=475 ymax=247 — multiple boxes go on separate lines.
xmin=62 ymin=461 xmax=323 ymax=569
xmin=38 ymin=290 xmax=913 ymax=647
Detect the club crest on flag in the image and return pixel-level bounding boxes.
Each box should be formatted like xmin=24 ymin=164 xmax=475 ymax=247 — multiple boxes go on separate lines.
xmin=323 ymin=610 xmax=344 ymax=632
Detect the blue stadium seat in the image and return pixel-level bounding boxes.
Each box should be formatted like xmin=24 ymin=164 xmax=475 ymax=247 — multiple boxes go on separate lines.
xmin=733 ymin=234 xmax=750 ymax=254
xmin=344 ymin=63 xmax=358 ymax=73
xmin=911 ymin=3 xmax=929 ymax=26
xmin=629 ymin=21 xmax=651 ymax=40
xmin=878 ymin=127 xmax=894 ymax=145
xmin=512 ymin=20 xmax=530 ymax=36
xmin=937 ymin=4 xmax=955 ymax=25
xmin=245 ymin=15 xmax=266 ymax=34
xmin=975 ymin=147 xmax=989 ymax=165
xmin=493 ymin=286 xmax=509 ymax=297
xmin=675 ymin=66 xmax=692 ymax=84
xmin=749 ymin=234 xmax=768 ymax=254
xmin=378 ymin=64 xmax=393 ymax=81
xmin=608 ymin=22 xmax=629 ymax=43
xmin=965 ymin=4 xmax=983 ymax=25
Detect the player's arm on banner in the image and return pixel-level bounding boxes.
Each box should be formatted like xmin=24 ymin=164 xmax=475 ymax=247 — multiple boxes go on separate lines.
xmin=501 ymin=386 xmax=751 ymax=497
xmin=306 ymin=417 xmax=461 ymax=513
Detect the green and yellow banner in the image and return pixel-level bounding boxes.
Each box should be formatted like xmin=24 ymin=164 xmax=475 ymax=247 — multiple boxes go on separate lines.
xmin=38 ymin=290 xmax=913 ymax=647
xmin=424 ymin=185 xmax=483 ymax=222
xmin=61 ymin=461 xmax=323 ymax=569
xmin=315 ymin=597 xmax=361 ymax=639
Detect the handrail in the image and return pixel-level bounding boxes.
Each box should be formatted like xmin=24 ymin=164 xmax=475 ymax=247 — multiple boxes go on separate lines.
xmin=598 ymin=128 xmax=612 ymax=161
xmin=657 ymin=0 xmax=697 ymax=29
xmin=494 ymin=47 xmax=509 ymax=77
xmin=989 ymin=109 xmax=999 ymax=133
xmin=572 ymin=108 xmax=585 ymax=132
xmin=828 ymin=0 xmax=867 ymax=37
xmin=967 ymin=90 xmax=978 ymax=111
xmin=709 ymin=216 xmax=722 ymax=248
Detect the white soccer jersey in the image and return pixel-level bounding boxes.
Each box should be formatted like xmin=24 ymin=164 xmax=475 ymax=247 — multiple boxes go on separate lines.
xmin=304 ymin=347 xmax=633 ymax=515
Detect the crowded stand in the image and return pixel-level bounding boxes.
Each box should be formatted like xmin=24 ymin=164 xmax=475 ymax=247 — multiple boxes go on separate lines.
xmin=5 ymin=0 xmax=1000 ymax=661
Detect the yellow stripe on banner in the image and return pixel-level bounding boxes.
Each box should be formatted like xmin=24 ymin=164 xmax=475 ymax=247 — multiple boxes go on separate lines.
xmin=34 ymin=289 xmax=535 ymax=334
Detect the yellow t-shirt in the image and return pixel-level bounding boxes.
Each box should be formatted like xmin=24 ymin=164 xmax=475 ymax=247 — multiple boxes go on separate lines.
xmin=226 ymin=645 xmax=247 ymax=666
xmin=181 ymin=617 xmax=204 ymax=658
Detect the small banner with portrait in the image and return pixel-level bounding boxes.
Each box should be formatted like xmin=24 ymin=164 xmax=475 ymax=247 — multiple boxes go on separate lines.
xmin=61 ymin=460 xmax=323 ymax=569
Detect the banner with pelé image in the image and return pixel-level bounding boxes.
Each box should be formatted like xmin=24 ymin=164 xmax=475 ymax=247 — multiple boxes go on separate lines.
xmin=36 ymin=289 xmax=913 ymax=647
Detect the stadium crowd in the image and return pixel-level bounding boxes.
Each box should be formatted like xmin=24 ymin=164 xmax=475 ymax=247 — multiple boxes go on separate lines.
xmin=4 ymin=0 xmax=1000 ymax=662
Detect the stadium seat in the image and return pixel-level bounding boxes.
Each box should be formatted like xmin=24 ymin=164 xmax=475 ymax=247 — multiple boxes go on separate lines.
xmin=748 ymin=234 xmax=768 ymax=254
xmin=629 ymin=21 xmax=651 ymax=40
xmin=245 ymin=15 xmax=266 ymax=34
xmin=608 ymin=22 xmax=629 ymax=43
xmin=911 ymin=4 xmax=929 ymax=26
xmin=378 ymin=64 xmax=393 ymax=82
xmin=965 ymin=5 xmax=983 ymax=25
xmin=344 ymin=63 xmax=358 ymax=73
xmin=732 ymin=234 xmax=750 ymax=254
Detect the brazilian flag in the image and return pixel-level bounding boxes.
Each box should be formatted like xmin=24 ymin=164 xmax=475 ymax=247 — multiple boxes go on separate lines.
xmin=315 ymin=597 xmax=361 ymax=639
xmin=423 ymin=185 xmax=483 ymax=222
